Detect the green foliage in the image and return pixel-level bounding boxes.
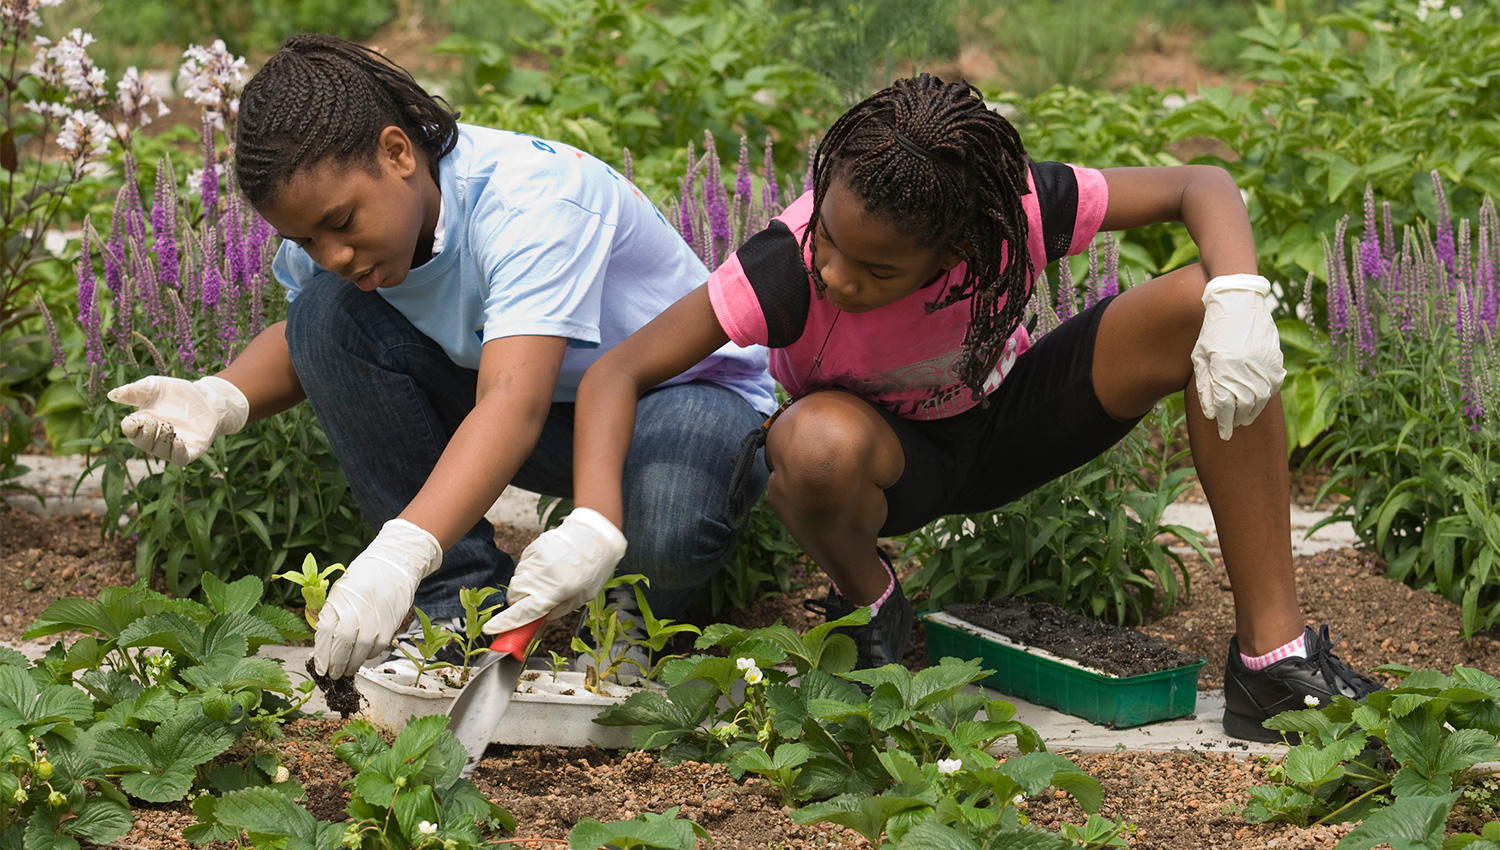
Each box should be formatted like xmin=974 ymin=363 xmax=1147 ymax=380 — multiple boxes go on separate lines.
xmin=964 ymin=0 xmax=1136 ymax=97
xmin=273 ymin=554 xmax=347 ymax=630
xmin=1306 ymin=183 xmax=1500 ymax=637
xmin=900 ymin=269 xmax=1211 ymax=625
xmin=189 ymin=715 xmax=517 ymax=848
xmin=1162 ymin=1 xmax=1500 ymax=289
xmin=4 ymin=574 xmax=312 ymax=846
xmin=44 ymin=0 xmax=396 ymax=65
xmin=573 ymin=575 xmax=702 ymax=690
xmin=568 ymin=806 xmax=710 ymax=850
xmin=73 ymin=136 xmax=370 ymax=603
xmin=771 ymin=0 xmax=960 ymax=102
xmin=1241 ymin=665 xmax=1500 ymax=848
xmin=436 ymin=0 xmax=837 ymax=197
xmin=595 ymin=616 xmax=1099 ymax=845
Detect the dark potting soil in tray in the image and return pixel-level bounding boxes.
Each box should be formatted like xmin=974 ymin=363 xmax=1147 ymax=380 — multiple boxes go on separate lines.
xmin=946 ymin=597 xmax=1201 ymax=678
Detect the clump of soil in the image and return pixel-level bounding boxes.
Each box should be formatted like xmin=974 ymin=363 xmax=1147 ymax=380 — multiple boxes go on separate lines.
xmin=305 ymin=656 xmax=362 ymax=718
xmin=947 ymin=596 xmax=1201 ymax=677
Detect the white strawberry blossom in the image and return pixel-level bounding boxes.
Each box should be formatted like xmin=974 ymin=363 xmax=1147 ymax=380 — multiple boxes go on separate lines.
xmin=178 ymin=39 xmax=246 ymax=129
xmin=1303 ymin=694 xmax=1321 ymax=707
xmin=743 ymin=665 xmax=763 ymax=685
xmin=417 ymin=820 xmax=438 ymax=836
xmin=1012 ymin=794 xmax=1025 ymax=805
xmin=735 ymin=657 xmax=756 ymax=670
xmin=936 ymin=758 xmax=962 ymax=775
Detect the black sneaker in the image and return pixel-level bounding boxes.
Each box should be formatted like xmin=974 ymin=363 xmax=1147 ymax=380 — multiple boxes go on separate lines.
xmin=1223 ymin=624 xmax=1385 ymax=743
xmin=802 ymin=551 xmax=914 ymax=671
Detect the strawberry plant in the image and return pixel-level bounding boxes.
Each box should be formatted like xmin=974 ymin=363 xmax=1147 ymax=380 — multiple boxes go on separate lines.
xmin=1243 ymin=665 xmax=1500 ymax=845
xmin=3 ymin=573 xmax=313 ymax=847
xmin=186 ymin=715 xmax=515 ymax=848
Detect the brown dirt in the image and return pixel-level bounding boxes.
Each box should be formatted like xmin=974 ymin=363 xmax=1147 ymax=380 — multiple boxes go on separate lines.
xmin=9 ymin=499 xmax=1499 ymax=850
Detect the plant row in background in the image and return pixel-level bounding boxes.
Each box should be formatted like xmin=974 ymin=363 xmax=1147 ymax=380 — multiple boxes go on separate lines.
xmin=5 ymin=0 xmax=1500 ymax=629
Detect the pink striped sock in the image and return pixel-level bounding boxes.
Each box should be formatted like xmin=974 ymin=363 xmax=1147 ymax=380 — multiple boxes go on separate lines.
xmin=1240 ymin=631 xmax=1308 ymax=671
xmin=865 ymin=560 xmax=897 ymax=617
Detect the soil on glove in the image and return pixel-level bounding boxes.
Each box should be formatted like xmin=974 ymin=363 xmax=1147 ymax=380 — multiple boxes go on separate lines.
xmin=946 ymin=596 xmax=1203 ymax=677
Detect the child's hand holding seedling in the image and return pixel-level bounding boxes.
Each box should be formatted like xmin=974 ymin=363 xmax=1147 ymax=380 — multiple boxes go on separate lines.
xmin=273 ymin=555 xmax=345 ymax=629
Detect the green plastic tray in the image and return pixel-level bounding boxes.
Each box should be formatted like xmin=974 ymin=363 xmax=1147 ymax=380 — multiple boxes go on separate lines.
xmin=922 ymin=610 xmax=1205 ymax=728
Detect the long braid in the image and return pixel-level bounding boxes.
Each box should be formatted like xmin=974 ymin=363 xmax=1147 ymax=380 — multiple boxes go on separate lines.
xmin=802 ymin=74 xmax=1033 ymax=403
xmin=234 ymin=33 xmax=459 ymax=208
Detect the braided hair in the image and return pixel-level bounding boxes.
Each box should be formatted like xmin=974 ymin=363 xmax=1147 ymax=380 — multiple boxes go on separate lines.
xmin=804 ymin=74 xmax=1033 ymax=403
xmin=234 ymin=33 xmax=459 ymax=209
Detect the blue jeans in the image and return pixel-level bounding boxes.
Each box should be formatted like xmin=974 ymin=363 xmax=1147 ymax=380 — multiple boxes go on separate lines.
xmin=284 ymin=277 xmax=769 ymax=620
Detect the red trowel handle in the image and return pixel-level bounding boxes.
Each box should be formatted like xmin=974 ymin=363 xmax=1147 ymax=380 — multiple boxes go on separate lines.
xmin=487 ymin=617 xmax=545 ymax=659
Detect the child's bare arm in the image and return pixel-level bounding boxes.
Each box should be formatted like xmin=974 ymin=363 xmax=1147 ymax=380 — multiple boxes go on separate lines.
xmin=1099 ymin=165 xmax=1258 ymax=278
xmin=573 ymin=285 xmax=733 ymax=527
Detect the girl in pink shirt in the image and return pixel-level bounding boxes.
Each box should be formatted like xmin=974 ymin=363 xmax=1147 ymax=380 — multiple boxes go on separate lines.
xmin=487 ymin=74 xmax=1383 ymax=742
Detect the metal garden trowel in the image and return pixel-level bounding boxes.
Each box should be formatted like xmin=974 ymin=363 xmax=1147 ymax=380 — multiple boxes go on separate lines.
xmin=445 ymin=616 xmax=545 ymax=777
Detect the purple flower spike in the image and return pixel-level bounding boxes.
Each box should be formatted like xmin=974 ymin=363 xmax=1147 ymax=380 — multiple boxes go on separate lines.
xmin=169 ymin=289 xmax=196 ymax=373
xmin=1083 ymin=241 xmax=1100 ymax=309
xmin=1100 ymin=235 xmax=1120 ymax=300
xmin=1432 ymin=171 xmax=1455 ymax=273
xmin=200 ymin=112 xmax=219 ymax=216
xmin=1359 ymin=185 xmax=1386 ymax=282
xmin=622 ymin=147 xmax=634 ymax=185
xmin=678 ymin=170 xmax=695 ymax=249
xmin=735 ymin=136 xmax=752 ymax=222
xmin=153 ymin=156 xmax=181 ymax=292
xmin=803 ymin=139 xmax=817 ymax=194
xmin=77 ymin=222 xmax=104 ymax=367
xmin=38 ymin=297 xmax=65 ymax=370
xmin=1055 ymin=259 xmax=1076 ymax=322
xmin=762 ymin=136 xmax=778 ymax=218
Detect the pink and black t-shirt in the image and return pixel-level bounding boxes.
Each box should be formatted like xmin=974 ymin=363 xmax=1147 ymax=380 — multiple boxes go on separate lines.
xmin=706 ymin=161 xmax=1109 ymax=421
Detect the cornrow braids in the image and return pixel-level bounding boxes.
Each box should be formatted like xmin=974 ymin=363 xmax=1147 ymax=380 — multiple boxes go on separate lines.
xmin=803 ymin=73 xmax=1033 ymax=404
xmin=234 ymin=33 xmax=459 ymax=208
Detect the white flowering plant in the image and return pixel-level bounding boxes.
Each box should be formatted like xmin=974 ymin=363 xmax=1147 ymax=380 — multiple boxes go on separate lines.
xmin=0 ymin=1 xmax=170 ymax=494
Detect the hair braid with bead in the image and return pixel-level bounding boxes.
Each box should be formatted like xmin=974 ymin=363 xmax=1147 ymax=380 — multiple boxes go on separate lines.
xmin=803 ymin=74 xmax=1033 ymax=403
xmin=234 ymin=33 xmax=459 ymax=208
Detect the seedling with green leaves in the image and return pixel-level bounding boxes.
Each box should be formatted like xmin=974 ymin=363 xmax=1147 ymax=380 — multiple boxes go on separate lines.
xmin=1243 ymin=664 xmax=1500 ymax=846
xmin=272 ymin=554 xmax=345 ymax=629
xmin=572 ymin=574 xmax=701 ymax=692
xmin=396 ymin=608 xmax=464 ymax=689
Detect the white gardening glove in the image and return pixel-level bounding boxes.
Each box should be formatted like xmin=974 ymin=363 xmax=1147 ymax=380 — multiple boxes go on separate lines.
xmin=483 ymin=508 xmax=627 ymax=636
xmin=313 ymin=518 xmax=444 ymax=678
xmin=1190 ymin=273 xmax=1287 ymax=441
xmin=106 ymin=375 xmax=250 ymax=465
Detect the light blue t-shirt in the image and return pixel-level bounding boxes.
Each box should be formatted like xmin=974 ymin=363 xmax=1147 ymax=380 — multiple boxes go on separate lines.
xmin=272 ymin=124 xmax=776 ymax=413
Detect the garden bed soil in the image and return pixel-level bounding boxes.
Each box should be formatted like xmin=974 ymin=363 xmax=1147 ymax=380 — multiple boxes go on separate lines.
xmin=6 ymin=503 xmax=1500 ymax=850
xmin=946 ymin=596 xmax=1202 ymax=677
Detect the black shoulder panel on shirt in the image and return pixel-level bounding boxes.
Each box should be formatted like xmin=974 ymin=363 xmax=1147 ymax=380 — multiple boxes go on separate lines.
xmin=1029 ymin=160 xmax=1081 ymax=264
xmin=737 ymin=219 xmax=811 ymax=348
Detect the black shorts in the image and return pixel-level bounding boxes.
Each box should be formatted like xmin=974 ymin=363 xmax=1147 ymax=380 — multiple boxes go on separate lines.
xmin=867 ymin=295 xmax=1142 ymax=536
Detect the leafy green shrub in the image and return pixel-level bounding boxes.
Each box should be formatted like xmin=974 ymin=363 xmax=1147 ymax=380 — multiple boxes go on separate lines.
xmin=1163 ymin=1 xmax=1500 ymax=287
xmin=59 ymin=61 xmax=370 ymax=601
xmin=1242 ymin=664 xmax=1500 ymax=847
xmin=898 ymin=246 xmax=1212 ymax=625
xmin=44 ymin=0 xmax=396 ymax=65
xmin=435 ymin=0 xmax=838 ymax=197
xmin=1307 ymin=178 xmax=1500 ymax=637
